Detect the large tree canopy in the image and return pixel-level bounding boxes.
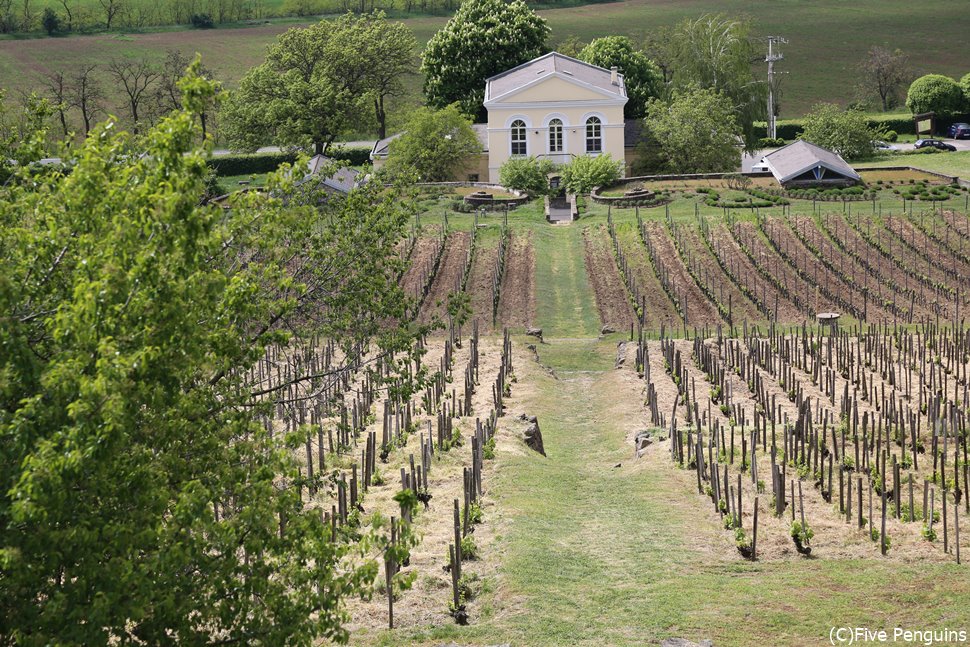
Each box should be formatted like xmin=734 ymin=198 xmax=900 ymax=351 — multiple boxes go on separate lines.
xmin=0 ymin=63 xmax=418 ymax=645
xmin=222 ymin=12 xmax=416 ymax=153
xmin=579 ymin=36 xmax=663 ymax=120
xmin=422 ymin=0 xmax=549 ymax=121
xmin=800 ymin=102 xmax=883 ymax=160
xmin=906 ymin=74 xmax=966 ymax=116
xmin=668 ymin=14 xmax=766 ymax=151
xmin=645 ymin=86 xmax=741 ymax=174
xmin=385 ymin=104 xmax=481 ymax=181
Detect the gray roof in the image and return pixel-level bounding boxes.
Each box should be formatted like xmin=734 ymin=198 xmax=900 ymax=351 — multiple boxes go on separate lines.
xmin=764 ymin=140 xmax=861 ymax=184
xmin=371 ymin=124 xmax=488 ymax=159
xmin=484 ymin=52 xmax=626 ymax=103
xmin=301 ymin=154 xmax=360 ymax=194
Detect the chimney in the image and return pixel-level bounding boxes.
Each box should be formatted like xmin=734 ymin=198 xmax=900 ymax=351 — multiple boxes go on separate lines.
xmin=610 ymin=66 xmax=618 ymax=85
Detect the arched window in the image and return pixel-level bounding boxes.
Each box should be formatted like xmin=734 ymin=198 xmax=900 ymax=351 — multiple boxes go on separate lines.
xmin=510 ymin=120 xmax=527 ymax=156
xmin=585 ymin=116 xmax=602 ymax=153
xmin=548 ymin=118 xmax=563 ymax=153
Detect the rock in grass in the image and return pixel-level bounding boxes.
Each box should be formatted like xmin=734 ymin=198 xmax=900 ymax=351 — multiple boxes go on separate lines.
xmin=526 ymin=327 xmax=543 ymax=341
xmin=601 ymin=324 xmax=616 ymax=334
xmin=523 ymin=418 xmax=545 ymax=456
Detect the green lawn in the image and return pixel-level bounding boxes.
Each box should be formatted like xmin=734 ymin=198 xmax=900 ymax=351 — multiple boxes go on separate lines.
xmin=861 ymin=151 xmax=970 ymax=180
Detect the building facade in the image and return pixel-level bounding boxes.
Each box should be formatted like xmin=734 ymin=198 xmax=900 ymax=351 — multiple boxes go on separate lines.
xmin=371 ymin=52 xmax=632 ymax=184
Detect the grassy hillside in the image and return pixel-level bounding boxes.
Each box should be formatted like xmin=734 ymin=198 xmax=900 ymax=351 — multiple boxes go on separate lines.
xmin=1 ymin=0 xmax=967 ymax=135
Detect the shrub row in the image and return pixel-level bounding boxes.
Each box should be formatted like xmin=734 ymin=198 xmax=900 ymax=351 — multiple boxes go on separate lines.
xmin=326 ymin=145 xmax=372 ymax=166
xmin=208 ymin=152 xmax=298 ymax=176
xmin=754 ymin=113 xmax=970 ymax=139
xmin=696 ymin=187 xmax=789 ymax=209
xmin=207 ymin=146 xmax=371 ymax=177
xmin=783 ymin=185 xmax=877 ymax=201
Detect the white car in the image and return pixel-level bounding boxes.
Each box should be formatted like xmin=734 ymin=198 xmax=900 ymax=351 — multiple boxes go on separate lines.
xmin=751 ymin=158 xmax=770 ymax=173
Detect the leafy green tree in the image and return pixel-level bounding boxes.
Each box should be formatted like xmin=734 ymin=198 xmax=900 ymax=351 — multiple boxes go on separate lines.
xmin=422 ymin=0 xmax=548 ymax=120
xmin=962 ymin=73 xmax=970 ymax=107
xmin=645 ymin=86 xmax=741 ymax=173
xmin=326 ymin=11 xmax=417 ymax=140
xmin=559 ymin=153 xmax=623 ymax=195
xmin=579 ymin=36 xmax=663 ymax=119
xmin=41 ymin=7 xmax=60 ymax=34
xmin=222 ymin=16 xmax=367 ymax=153
xmin=800 ymin=102 xmax=883 ymax=160
xmin=555 ymin=34 xmax=586 ymax=59
xmin=906 ymin=74 xmax=965 ymax=116
xmin=385 ymin=104 xmax=480 ymax=181
xmin=0 ymin=62 xmax=418 ymax=644
xmin=668 ymin=14 xmax=766 ymax=150
xmin=499 ymin=155 xmax=555 ymax=195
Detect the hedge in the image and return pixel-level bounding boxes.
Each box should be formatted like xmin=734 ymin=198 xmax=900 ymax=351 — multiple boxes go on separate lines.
xmin=208 ymin=152 xmax=298 ymax=176
xmin=326 ymin=145 xmax=372 ymax=166
xmin=754 ymin=112 xmax=970 ymax=139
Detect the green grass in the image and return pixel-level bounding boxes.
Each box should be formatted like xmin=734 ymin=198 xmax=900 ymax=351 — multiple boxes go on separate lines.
xmin=215 ymin=172 xmax=270 ymax=188
xmin=533 ymin=224 xmax=601 ymax=338
xmin=360 ymin=336 xmax=970 ymax=646
xmin=861 ymin=151 xmax=970 ymax=179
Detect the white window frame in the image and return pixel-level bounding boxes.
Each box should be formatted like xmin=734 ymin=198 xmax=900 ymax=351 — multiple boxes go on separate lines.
xmin=509 ymin=119 xmax=528 ymax=157
xmin=585 ymin=116 xmax=603 ymax=154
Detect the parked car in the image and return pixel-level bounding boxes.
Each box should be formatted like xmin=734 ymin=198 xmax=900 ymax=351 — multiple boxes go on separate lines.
xmin=751 ymin=157 xmax=770 ymax=173
xmin=914 ymin=139 xmax=957 ymax=151
xmin=948 ymin=123 xmax=970 ymax=139
xmin=872 ymin=140 xmax=893 ymax=150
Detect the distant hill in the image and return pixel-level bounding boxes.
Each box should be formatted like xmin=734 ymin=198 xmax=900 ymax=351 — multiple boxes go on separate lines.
xmin=0 ymin=0 xmax=965 ymax=135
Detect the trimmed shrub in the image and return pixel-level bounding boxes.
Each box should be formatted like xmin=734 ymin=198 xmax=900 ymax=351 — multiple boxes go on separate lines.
xmin=326 ymin=145 xmax=372 ymax=166
xmin=884 ymin=130 xmax=898 ymax=142
xmin=207 ymin=152 xmax=298 ymax=176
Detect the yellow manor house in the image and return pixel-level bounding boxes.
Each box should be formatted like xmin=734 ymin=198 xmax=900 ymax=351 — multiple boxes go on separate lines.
xmin=372 ymin=52 xmax=639 ymax=183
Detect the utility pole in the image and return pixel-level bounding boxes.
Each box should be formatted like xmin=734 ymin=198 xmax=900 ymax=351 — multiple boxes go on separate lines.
xmin=765 ymin=36 xmax=788 ymax=140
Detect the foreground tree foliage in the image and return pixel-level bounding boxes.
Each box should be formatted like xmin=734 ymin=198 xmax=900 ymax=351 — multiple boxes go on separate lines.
xmin=499 ymin=156 xmax=555 ymax=195
xmin=422 ymin=0 xmax=549 ymax=121
xmin=645 ymin=86 xmax=741 ymax=174
xmin=559 ymin=153 xmax=623 ymax=195
xmin=0 ymin=63 xmax=417 ymax=644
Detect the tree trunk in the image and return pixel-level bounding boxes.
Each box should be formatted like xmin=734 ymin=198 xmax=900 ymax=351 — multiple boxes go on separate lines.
xmin=314 ymin=141 xmax=324 ymax=155
xmin=375 ymin=95 xmax=386 ymax=141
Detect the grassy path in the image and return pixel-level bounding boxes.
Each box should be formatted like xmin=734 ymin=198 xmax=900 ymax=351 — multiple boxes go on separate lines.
xmin=533 ymin=225 xmax=600 ymax=338
xmin=378 ymin=339 xmax=970 ymax=647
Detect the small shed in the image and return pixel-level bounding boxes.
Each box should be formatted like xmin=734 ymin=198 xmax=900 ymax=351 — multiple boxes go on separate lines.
xmin=764 ymin=140 xmax=861 ymax=188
